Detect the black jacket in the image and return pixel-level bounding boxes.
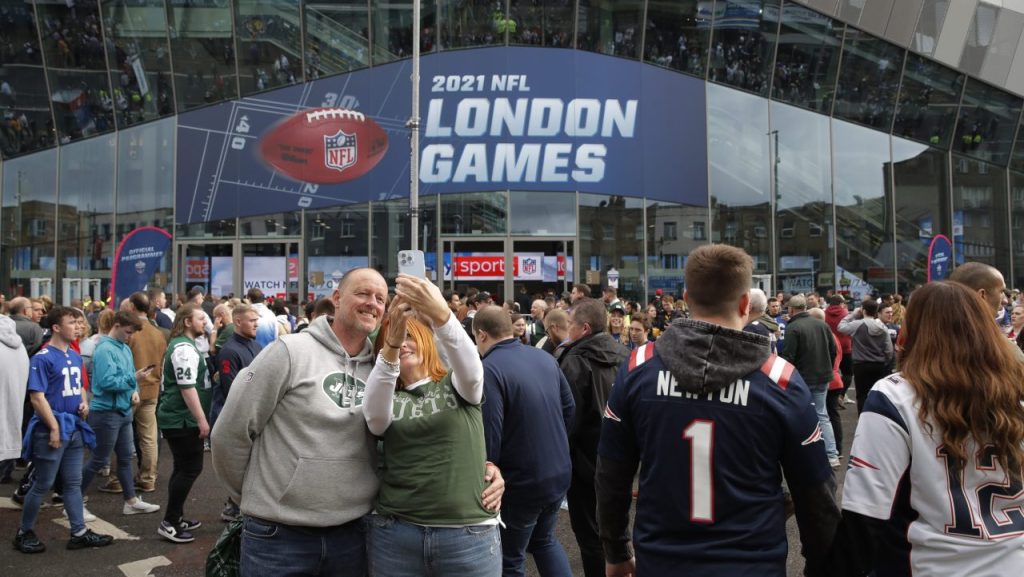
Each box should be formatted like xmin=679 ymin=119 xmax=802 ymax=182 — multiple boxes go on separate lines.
xmin=559 ymin=332 xmax=628 ymax=481
xmin=12 ymin=314 xmax=42 ymax=356
xmin=780 ymin=311 xmax=837 ymax=386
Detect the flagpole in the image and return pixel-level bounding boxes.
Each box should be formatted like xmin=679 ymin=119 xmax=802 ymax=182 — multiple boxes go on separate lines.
xmin=409 ymin=0 xmax=421 ymax=253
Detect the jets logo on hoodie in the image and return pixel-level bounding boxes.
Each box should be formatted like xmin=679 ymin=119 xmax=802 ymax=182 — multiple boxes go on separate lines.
xmin=322 ymin=372 xmax=366 ymax=409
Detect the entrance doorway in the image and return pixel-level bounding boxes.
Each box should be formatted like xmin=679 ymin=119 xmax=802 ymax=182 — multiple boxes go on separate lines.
xmin=176 ymin=239 xmax=301 ymax=303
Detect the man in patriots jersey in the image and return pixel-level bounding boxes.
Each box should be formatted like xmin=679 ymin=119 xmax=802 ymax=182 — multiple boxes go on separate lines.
xmin=596 ymin=245 xmax=839 ymax=577
xmin=829 ymin=281 xmax=1024 ymax=577
xmin=13 ymin=306 xmax=114 ymax=553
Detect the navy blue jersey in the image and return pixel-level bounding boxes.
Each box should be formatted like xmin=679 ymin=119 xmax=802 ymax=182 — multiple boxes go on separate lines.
xmin=599 ymin=344 xmax=832 ymax=576
xmin=28 ymin=346 xmax=85 ymax=415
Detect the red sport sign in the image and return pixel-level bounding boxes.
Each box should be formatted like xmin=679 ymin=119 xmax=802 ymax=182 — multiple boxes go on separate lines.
xmin=445 ymin=253 xmax=544 ymax=281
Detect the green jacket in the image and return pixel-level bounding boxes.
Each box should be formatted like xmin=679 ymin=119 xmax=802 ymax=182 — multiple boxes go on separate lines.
xmin=780 ymin=311 xmax=837 ymax=385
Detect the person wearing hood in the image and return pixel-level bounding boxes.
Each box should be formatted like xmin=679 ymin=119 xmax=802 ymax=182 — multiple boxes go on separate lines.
xmin=596 ymin=245 xmax=839 ymax=577
xmin=212 ymin=268 xmax=504 ymax=577
xmin=838 ymin=299 xmax=894 ymax=413
xmin=0 ymin=315 xmax=29 ymax=484
xmin=558 ymin=298 xmax=628 ymax=577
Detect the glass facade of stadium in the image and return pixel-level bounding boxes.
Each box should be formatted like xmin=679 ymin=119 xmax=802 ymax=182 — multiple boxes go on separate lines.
xmin=3 ymin=0 xmax=1024 ymax=306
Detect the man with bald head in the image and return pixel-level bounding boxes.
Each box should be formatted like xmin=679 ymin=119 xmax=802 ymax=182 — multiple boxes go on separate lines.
xmin=475 ymin=306 xmax=575 ymax=576
xmin=10 ymin=297 xmax=43 ymax=356
xmin=528 ymin=299 xmax=548 ymax=346
xmin=950 ymin=262 xmax=1024 ymax=361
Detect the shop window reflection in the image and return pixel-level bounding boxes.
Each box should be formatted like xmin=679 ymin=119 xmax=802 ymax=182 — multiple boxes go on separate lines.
xmin=441 ymin=192 xmax=507 ymax=236
xmin=235 ymin=0 xmax=303 ymax=95
xmin=102 ymin=0 xmax=175 ymax=127
xmin=576 ymin=0 xmax=643 ymax=59
xmin=1 ymin=148 xmax=57 ymax=297
xmin=0 ymin=0 xmax=57 ymax=157
xmin=893 ymin=54 xmax=963 ymax=148
xmin=647 ymin=199 xmax=705 ymax=302
xmin=952 ymin=156 xmax=1010 ymax=276
xmin=371 ymin=0 xmax=437 ymax=64
xmin=304 ymin=0 xmax=370 ymax=78
xmin=833 ymin=27 xmax=904 ymax=131
xmin=117 ymin=117 xmax=174 ymax=233
xmin=239 ymin=211 xmax=302 ymax=237
xmin=439 ymin=0 xmax=509 ymax=49
xmin=954 ymin=78 xmax=1022 ymax=167
xmin=509 ymin=191 xmax=574 ymax=236
xmin=580 ymin=193 xmax=644 ymax=302
xmin=1011 ymin=172 xmax=1024 ymax=291
xmin=166 ymin=0 xmax=239 ymax=111
xmin=893 ymin=139 xmax=950 ymax=294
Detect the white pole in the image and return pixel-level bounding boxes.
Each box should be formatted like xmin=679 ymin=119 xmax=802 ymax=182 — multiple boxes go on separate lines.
xmin=409 ymin=0 xmax=421 ymax=252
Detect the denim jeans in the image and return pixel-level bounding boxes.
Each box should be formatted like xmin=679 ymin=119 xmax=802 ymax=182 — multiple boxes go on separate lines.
xmin=500 ymin=498 xmax=572 ymax=577
xmin=241 ymin=516 xmax=366 ymax=577
xmin=368 ymin=514 xmax=500 ymax=577
xmin=807 ymin=381 xmax=838 ymax=460
xmin=81 ymin=410 xmax=136 ymax=500
xmin=20 ymin=428 xmax=86 ymax=535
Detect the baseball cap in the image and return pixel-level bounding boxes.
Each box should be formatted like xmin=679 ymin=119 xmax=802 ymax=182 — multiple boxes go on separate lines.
xmin=609 ymin=302 xmax=626 ymax=315
xmin=471 ymin=291 xmax=492 ymax=305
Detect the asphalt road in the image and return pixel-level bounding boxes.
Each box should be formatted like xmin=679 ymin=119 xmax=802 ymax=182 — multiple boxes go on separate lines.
xmin=0 ymin=402 xmax=859 ymax=577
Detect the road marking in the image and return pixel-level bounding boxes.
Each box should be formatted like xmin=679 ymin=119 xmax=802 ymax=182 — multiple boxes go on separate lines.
xmin=0 ymin=496 xmax=21 ymax=509
xmin=119 ymin=556 xmax=172 ymax=577
xmin=53 ymin=516 xmax=141 ymax=540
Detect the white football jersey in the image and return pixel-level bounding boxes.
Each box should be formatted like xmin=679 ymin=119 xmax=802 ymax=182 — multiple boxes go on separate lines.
xmin=843 ymin=373 xmax=1024 ymax=577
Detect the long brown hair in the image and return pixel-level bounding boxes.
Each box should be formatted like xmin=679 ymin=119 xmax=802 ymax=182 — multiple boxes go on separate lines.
xmin=170 ymin=303 xmax=201 ymax=340
xmin=900 ymin=281 xmax=1024 ymax=478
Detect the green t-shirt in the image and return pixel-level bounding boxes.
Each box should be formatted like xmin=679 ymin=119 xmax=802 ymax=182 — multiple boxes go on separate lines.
xmin=376 ymin=373 xmax=494 ymax=526
xmin=157 ymin=335 xmax=211 ymax=430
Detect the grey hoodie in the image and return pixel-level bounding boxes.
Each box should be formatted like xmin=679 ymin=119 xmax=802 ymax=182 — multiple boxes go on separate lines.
xmin=211 ymin=314 xmax=379 ymax=527
xmin=657 ymin=318 xmax=772 ymax=395
xmin=837 ymin=312 xmax=894 ymax=364
xmin=0 ymin=316 xmax=28 ymax=460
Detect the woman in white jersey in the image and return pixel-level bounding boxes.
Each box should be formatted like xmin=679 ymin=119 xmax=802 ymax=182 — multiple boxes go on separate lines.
xmin=830 ymin=281 xmax=1024 ymax=576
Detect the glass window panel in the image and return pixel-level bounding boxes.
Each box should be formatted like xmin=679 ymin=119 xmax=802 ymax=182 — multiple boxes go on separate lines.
xmin=176 ymin=219 xmax=238 ymax=238
xmin=371 ymin=0 xmax=437 ymax=64
xmin=439 ymin=0 xmax=508 ymax=49
xmin=117 ymin=116 xmax=174 ymax=232
xmin=239 ymin=211 xmax=302 ymax=237
xmin=57 ymin=133 xmax=115 ymax=300
xmin=1013 ymin=114 xmax=1024 ymax=173
xmin=911 ymin=0 xmax=949 ymax=56
xmin=771 ymin=3 xmax=843 ymax=113
xmin=2 ymin=148 xmax=57 ymax=296
xmin=959 ymin=3 xmax=999 ymax=77
xmin=510 ymin=191 xmax=575 ymax=236
xmin=166 ymin=0 xmax=239 ymax=111
xmin=576 ymin=0 xmax=643 ymax=59
xmin=954 ymin=78 xmax=1022 ymax=167
xmin=306 ymin=204 xmax=370 ymax=299
xmin=35 ymin=0 xmax=115 ymax=142
xmin=772 ymin=102 xmax=834 ymax=295
xmin=838 ymin=0 xmax=866 ymax=22
xmin=304 ymin=0 xmax=370 ymax=78
xmin=441 ymin=191 xmax=507 ymax=235
xmin=647 ymin=199 xmax=707 ymax=303
xmin=893 ymin=53 xmax=964 ymax=149
xmin=1011 ymin=171 xmax=1024 ymax=291
xmin=0 ymin=0 xmax=57 ymax=157
xmin=643 ymin=0 xmax=712 ymax=77
xmin=101 ymin=0 xmax=175 ymax=128
xmin=708 ymin=83 xmax=771 ymax=274
xmin=234 ymin=0 xmax=302 ymax=96
xmin=371 ymin=199 xmax=411 ymax=281
xmin=893 ymin=138 xmax=949 ymax=294
xmin=833 ymin=27 xmax=905 ymax=131
xmin=509 ymin=0 xmax=573 ymax=47
xmin=709 ymin=0 xmax=781 ymax=97
xmin=833 ymin=119 xmax=894 ymax=300
xmin=952 ymin=156 xmax=1010 ymax=276
xmin=578 ymin=193 xmax=644 ymax=301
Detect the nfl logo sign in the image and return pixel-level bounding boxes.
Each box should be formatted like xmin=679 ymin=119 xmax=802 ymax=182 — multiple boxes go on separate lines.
xmin=324 ymin=130 xmax=357 ymax=173
xmin=522 ymin=258 xmax=537 ymax=275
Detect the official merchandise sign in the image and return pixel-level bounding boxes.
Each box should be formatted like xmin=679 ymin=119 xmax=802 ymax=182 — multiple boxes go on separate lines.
xmin=176 ymin=47 xmax=706 ymax=225
xmin=111 ymin=227 xmax=172 ymax=304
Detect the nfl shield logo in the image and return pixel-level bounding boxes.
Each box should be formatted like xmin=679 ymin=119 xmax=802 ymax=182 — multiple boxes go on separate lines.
xmin=522 ymin=258 xmax=537 ymax=275
xmin=324 ymin=130 xmax=357 ymax=173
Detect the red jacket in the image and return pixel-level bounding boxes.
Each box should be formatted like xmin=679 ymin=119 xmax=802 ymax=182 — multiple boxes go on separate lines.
xmin=828 ymin=333 xmax=844 ymax=391
xmin=825 ymin=304 xmax=852 ymax=354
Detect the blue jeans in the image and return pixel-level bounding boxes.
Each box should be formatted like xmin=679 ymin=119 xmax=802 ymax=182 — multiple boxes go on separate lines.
xmin=81 ymin=410 xmax=136 ymax=500
xmin=20 ymin=428 xmax=86 ymax=535
xmin=808 ymin=381 xmax=838 ymax=460
xmin=368 ymin=514 xmax=501 ymax=577
xmin=241 ymin=516 xmax=366 ymax=577
xmin=500 ymin=498 xmax=572 ymax=577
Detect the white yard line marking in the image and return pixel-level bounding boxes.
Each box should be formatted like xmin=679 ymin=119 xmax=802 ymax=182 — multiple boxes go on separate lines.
xmin=53 ymin=516 xmax=141 ymax=541
xmin=0 ymin=496 xmax=21 ymax=509
xmin=119 ymin=555 xmax=172 ymax=577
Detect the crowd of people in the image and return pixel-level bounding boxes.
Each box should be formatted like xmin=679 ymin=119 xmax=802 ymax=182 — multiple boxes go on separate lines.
xmin=2 ymin=250 xmax=1024 ymax=576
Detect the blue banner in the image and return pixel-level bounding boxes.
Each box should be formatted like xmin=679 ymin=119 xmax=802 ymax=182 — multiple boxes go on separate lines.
xmin=175 ymin=46 xmax=707 ymax=224
xmin=927 ymin=235 xmax=952 ymax=282
xmin=111 ymin=227 xmax=172 ymax=304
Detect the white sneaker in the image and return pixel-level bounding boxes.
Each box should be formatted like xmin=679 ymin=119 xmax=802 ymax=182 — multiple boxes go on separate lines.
xmin=63 ymin=506 xmax=97 ymax=523
xmin=124 ymin=498 xmax=161 ymax=515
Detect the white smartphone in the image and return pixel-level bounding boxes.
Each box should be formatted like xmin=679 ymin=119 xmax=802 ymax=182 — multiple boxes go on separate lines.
xmin=397 ymin=249 xmax=426 ymax=278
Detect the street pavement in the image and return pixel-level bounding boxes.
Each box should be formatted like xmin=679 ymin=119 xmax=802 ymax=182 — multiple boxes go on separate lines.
xmin=0 ymin=400 xmax=858 ymax=577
